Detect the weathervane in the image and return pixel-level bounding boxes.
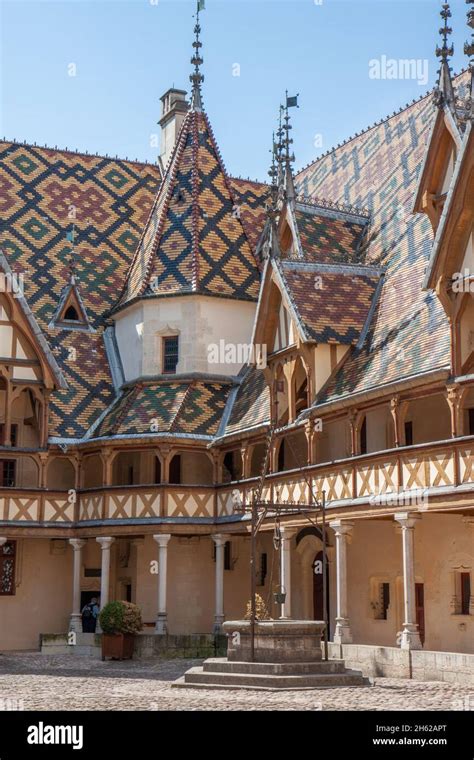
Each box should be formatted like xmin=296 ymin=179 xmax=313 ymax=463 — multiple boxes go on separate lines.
xmin=190 ymin=0 xmax=205 ymax=111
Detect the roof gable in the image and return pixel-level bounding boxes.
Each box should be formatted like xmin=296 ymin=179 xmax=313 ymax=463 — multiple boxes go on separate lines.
xmin=116 ymin=109 xmax=261 ymax=309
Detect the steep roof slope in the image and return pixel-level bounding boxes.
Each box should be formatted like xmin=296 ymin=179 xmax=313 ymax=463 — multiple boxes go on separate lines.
xmin=0 ymin=141 xmax=160 ymax=437
xmin=116 ymin=109 xmax=261 ymax=309
xmin=296 ymin=71 xmax=471 ymax=405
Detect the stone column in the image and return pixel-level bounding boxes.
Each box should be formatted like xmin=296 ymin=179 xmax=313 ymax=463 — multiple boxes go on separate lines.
xmin=330 ymin=520 xmax=354 ymax=644
xmin=212 ymin=534 xmax=230 ymax=632
xmin=68 ymin=539 xmax=86 ymax=633
xmin=96 ymin=537 xmax=115 ymax=632
xmin=153 ymin=534 xmax=172 ymax=634
xmin=395 ymin=512 xmax=422 ymax=649
xmin=280 ymin=527 xmax=296 ymax=619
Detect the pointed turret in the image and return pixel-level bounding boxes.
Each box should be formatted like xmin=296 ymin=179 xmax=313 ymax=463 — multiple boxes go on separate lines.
xmin=114 ymin=1 xmax=259 ymax=311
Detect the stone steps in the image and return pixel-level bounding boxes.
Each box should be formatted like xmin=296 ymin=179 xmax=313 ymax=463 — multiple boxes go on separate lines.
xmin=174 ymin=660 xmax=370 ymax=690
xmin=202 ymin=657 xmax=347 ymax=675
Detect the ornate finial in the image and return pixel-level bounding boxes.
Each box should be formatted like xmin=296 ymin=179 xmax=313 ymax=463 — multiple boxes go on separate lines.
xmin=434 ymin=3 xmax=455 ymax=108
xmin=190 ymin=1 xmax=205 ymax=111
xmin=464 ymin=0 xmax=474 ymax=119
xmin=267 ymin=132 xmax=279 ymax=209
xmin=281 ymin=93 xmax=299 ymax=203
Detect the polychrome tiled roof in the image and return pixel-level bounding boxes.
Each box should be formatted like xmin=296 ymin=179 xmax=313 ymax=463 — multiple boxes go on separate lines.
xmin=116 ymin=108 xmax=261 ymax=308
xmin=223 ymin=366 xmax=270 ymax=437
xmin=93 ymin=380 xmax=233 ymax=439
xmin=296 ymin=71 xmax=470 ymax=406
xmin=0 ymin=140 xmax=161 ymax=437
xmin=278 ymin=260 xmax=382 ymax=345
xmin=293 ymin=204 xmax=369 ymax=264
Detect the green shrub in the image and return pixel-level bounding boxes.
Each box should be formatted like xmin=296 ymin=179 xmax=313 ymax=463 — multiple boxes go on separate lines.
xmin=99 ymin=601 xmax=143 ymax=635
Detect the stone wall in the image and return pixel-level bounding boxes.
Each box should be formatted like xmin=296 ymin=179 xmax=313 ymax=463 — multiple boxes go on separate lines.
xmin=329 ymin=643 xmax=474 ymax=685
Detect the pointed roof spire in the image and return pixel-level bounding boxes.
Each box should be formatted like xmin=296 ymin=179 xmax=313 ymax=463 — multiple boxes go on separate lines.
xmin=464 ymin=0 xmax=474 ymax=119
xmin=434 ymin=2 xmax=456 ymax=110
xmin=190 ymin=0 xmax=205 ymax=112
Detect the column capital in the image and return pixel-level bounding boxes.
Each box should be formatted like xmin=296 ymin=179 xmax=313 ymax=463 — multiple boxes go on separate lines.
xmin=281 ymin=526 xmax=297 ymax=541
xmin=212 ymin=533 xmax=231 ymax=548
xmin=69 ymin=538 xmax=86 ymax=551
xmin=329 ymin=520 xmax=354 ymax=536
xmin=153 ymin=533 xmax=172 ymax=548
xmin=394 ymin=512 xmax=420 ymax=529
xmin=96 ymin=536 xmax=115 ymax=549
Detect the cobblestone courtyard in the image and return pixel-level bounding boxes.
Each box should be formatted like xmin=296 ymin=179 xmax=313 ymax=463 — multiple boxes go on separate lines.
xmin=0 ymin=653 xmax=472 ymax=711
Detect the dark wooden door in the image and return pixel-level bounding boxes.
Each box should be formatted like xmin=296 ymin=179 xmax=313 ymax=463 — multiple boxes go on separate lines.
xmin=313 ymin=551 xmax=330 ymax=634
xmin=415 ymin=582 xmax=425 ymax=645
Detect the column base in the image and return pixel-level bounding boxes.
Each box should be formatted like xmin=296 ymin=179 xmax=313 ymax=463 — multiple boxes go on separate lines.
xmin=333 ymin=618 xmax=352 ymax=644
xmin=399 ymin=624 xmax=422 ymax=650
xmin=68 ymin=614 xmax=83 ymax=634
xmin=155 ymin=614 xmax=168 ymax=635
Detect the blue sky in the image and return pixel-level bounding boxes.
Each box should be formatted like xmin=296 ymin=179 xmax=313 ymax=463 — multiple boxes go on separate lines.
xmin=0 ymin=0 xmax=471 ymax=180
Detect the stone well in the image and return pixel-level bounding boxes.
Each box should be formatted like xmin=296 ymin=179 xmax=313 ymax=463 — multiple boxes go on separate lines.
xmin=222 ymin=620 xmax=326 ymax=663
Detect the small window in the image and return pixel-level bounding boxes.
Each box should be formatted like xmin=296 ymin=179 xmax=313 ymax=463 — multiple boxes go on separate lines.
xmin=360 ymin=418 xmax=367 ymax=455
xmin=0 ymin=541 xmax=16 ymax=595
xmin=461 ymin=572 xmax=471 ymax=616
xmin=405 ymin=421 xmax=413 ymax=447
xmin=163 ymin=336 xmax=179 ymax=374
xmin=64 ymin=305 xmax=80 ymax=321
xmin=0 ymin=460 xmax=16 ymax=487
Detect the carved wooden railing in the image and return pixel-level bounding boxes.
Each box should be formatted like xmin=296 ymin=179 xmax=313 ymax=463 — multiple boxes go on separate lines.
xmin=1 ymin=437 xmax=474 ymax=523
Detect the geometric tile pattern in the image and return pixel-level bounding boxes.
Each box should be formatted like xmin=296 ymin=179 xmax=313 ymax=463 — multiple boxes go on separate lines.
xmin=297 ymin=71 xmax=471 ymax=405
xmin=279 ymin=260 xmax=381 ymax=344
xmin=94 ymin=380 xmax=232 ymax=439
xmin=0 ymin=140 xmax=161 ymax=437
xmin=294 ymin=206 xmax=368 ymax=264
xmin=227 ymin=177 xmax=269 ymax=253
xmin=224 ymin=366 xmax=270 ymax=436
xmin=117 ymin=109 xmax=261 ymax=309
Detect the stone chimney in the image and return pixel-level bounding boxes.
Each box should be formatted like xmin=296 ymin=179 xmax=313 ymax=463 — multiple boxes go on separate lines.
xmin=159 ymin=88 xmax=189 ymax=170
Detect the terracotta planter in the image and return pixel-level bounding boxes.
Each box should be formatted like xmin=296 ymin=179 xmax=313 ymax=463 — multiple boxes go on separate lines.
xmin=101 ymin=633 xmax=135 ymax=661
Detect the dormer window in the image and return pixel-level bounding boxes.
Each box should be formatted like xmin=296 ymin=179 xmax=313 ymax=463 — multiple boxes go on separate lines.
xmin=49 ymin=279 xmax=92 ymax=332
xmin=64 ymin=305 xmax=80 ymax=321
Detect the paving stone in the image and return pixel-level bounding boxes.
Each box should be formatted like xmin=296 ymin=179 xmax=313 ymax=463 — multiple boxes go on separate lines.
xmin=0 ymin=653 xmax=472 ymax=711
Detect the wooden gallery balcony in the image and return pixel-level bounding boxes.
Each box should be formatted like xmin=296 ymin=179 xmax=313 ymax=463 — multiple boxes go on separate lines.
xmin=0 ymin=437 xmax=474 ymax=525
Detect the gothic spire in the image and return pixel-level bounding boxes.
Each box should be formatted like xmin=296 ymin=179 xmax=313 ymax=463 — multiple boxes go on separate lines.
xmin=190 ymin=0 xmax=205 ymax=111
xmin=434 ymin=2 xmax=456 ymax=110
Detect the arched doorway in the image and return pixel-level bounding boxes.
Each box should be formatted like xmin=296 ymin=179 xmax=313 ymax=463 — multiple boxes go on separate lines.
xmin=312 ymin=550 xmax=330 ymax=635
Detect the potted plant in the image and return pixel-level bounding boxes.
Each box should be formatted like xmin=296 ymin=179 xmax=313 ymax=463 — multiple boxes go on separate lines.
xmin=99 ymin=601 xmax=143 ymax=661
